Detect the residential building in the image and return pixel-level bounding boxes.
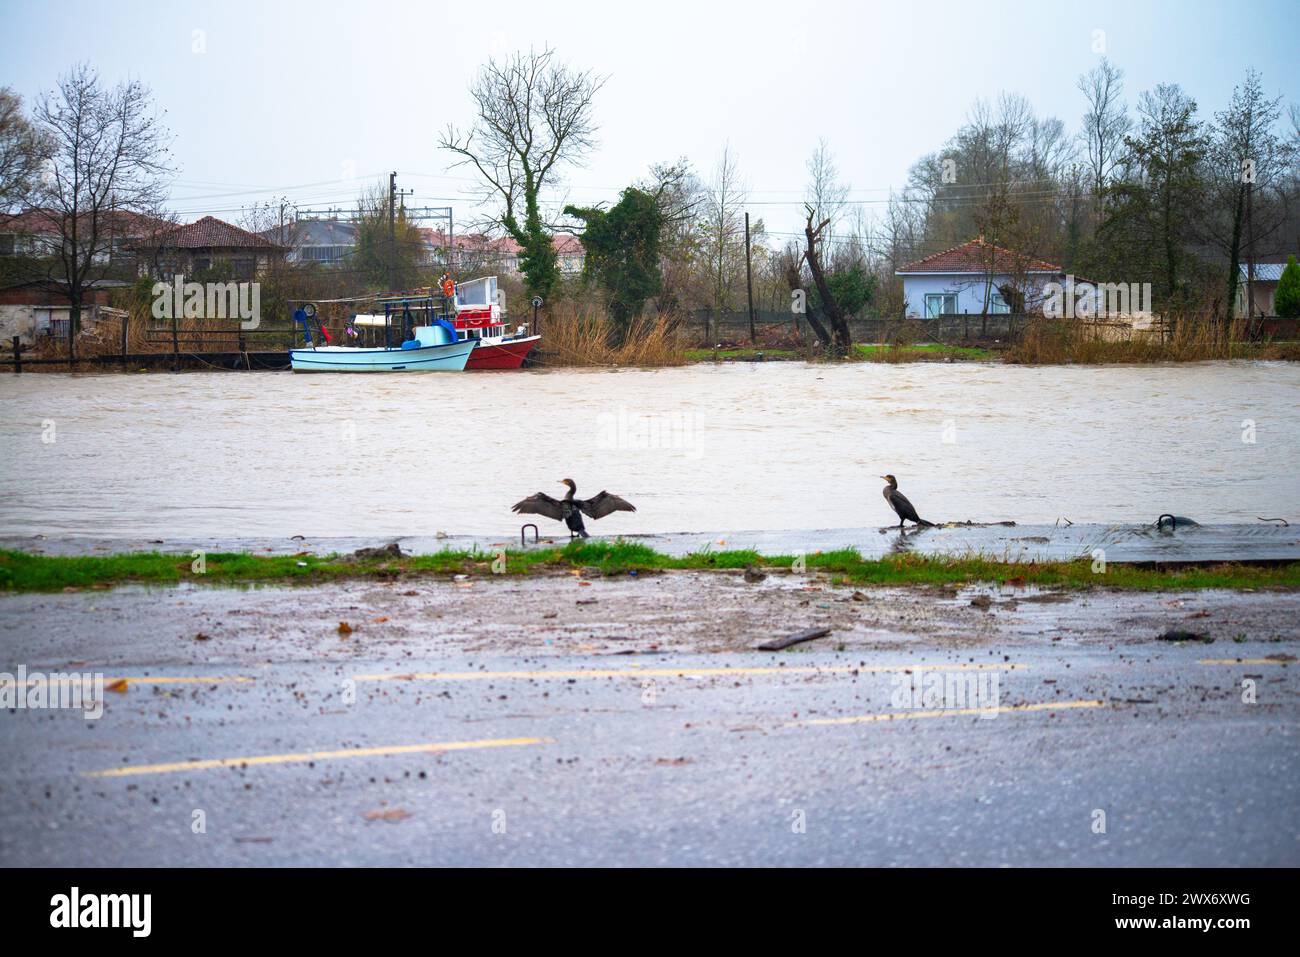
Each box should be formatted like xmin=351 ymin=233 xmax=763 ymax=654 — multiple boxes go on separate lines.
xmin=0 ymin=208 xmax=171 ymax=267
xmin=895 ymin=237 xmax=1076 ymax=318
xmin=136 ymin=216 xmax=285 ymax=279
xmin=420 ymin=229 xmax=585 ymax=277
xmin=259 ymin=219 xmax=357 ymax=266
xmin=1234 ymin=261 xmax=1289 ymax=318
xmin=0 ymin=279 xmax=131 ymax=344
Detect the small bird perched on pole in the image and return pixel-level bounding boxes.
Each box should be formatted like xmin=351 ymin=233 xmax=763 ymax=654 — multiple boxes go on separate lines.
xmin=881 ymin=474 xmax=935 ymax=528
xmin=512 ymin=479 xmax=636 ymax=539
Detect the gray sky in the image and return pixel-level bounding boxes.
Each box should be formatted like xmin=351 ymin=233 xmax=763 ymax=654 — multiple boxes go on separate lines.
xmin=2 ymin=0 xmax=1296 ymax=241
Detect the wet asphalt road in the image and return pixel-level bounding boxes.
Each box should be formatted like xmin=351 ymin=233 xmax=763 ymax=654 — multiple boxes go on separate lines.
xmin=2 ymin=630 xmax=1296 ymax=866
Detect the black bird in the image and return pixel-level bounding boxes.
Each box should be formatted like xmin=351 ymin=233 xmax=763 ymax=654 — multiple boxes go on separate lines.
xmin=881 ymin=474 xmax=934 ymax=528
xmin=512 ymin=479 xmax=636 ymax=539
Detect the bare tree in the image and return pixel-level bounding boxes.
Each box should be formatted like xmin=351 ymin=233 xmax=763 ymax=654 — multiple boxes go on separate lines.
xmin=352 ymin=183 xmax=427 ymax=292
xmin=780 ymin=240 xmax=823 ymax=343
xmin=870 ymin=190 xmax=923 ymax=317
xmin=237 ymin=197 xmax=294 ymax=247
xmin=700 ymin=143 xmax=748 ymax=334
xmin=439 ymin=48 xmax=603 ymax=301
xmin=1077 ymin=59 xmax=1131 ymax=230
xmin=1126 ymin=84 xmax=1206 ymax=308
xmin=1201 ymin=70 xmax=1294 ymax=322
xmin=0 ymin=88 xmax=48 ymax=213
xmin=805 ymin=138 xmax=851 ymax=242
xmin=32 ymin=64 xmax=172 ymax=359
xmin=638 ymin=158 xmax=703 ymax=314
xmin=801 ymin=204 xmax=852 ymax=354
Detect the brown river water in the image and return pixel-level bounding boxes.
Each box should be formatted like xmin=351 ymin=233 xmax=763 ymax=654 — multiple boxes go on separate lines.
xmin=1 ymin=362 xmax=1297 ymax=539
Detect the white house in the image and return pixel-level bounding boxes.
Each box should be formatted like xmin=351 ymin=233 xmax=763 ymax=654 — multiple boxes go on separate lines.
xmin=1234 ymin=261 xmax=1287 ymax=318
xmin=897 ymin=237 xmax=1090 ymax=318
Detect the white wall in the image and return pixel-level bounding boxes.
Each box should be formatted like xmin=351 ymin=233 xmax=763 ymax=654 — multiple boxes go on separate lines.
xmin=901 ymin=274 xmax=1018 ymax=317
xmin=1235 ymin=281 xmax=1278 ymax=318
xmin=0 ymin=304 xmax=123 ymax=344
xmin=0 ymin=304 xmax=40 ymax=343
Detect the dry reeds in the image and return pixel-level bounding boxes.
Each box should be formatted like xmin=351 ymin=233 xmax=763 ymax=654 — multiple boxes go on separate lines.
xmin=535 ymin=302 xmax=687 ymax=367
xmin=1003 ymin=314 xmax=1299 ymax=364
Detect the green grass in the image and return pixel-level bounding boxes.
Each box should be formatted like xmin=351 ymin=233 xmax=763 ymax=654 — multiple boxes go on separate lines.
xmin=853 ymin=343 xmax=994 ymax=361
xmin=1 ymin=545 xmax=1295 ymax=594
xmin=684 ymin=344 xmax=996 ymax=362
xmin=685 ymin=348 xmax=799 ymax=361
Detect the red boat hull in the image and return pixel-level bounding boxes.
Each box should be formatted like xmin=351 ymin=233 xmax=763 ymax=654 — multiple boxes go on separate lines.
xmin=465 ymin=335 xmax=539 ymax=370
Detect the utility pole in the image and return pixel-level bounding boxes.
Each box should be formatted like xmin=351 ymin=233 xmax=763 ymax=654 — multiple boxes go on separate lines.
xmin=389 ymin=171 xmax=397 ymax=292
xmin=1245 ymin=174 xmax=1255 ymax=321
xmin=745 ymin=211 xmax=755 ymax=344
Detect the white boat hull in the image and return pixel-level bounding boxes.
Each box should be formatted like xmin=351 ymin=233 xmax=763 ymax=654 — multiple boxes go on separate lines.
xmin=290 ymin=339 xmax=474 ymax=372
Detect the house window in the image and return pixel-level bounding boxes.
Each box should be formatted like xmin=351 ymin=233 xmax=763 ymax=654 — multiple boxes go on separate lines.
xmin=924 ymin=293 xmax=957 ymax=318
xmin=302 ymin=245 xmax=351 ymax=264
xmin=989 ymin=291 xmax=1011 ymax=315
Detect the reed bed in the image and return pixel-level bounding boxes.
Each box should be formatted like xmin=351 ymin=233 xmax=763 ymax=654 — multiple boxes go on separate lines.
xmin=535 ymin=302 xmax=687 ymax=367
xmin=1004 ymin=315 xmax=1300 ymax=364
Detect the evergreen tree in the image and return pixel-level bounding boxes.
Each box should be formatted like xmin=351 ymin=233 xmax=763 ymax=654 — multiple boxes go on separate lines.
xmin=1275 ymin=255 xmax=1300 ymax=318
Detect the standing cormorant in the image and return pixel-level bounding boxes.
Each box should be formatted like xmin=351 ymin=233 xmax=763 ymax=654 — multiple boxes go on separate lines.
xmin=512 ymin=479 xmax=636 ymax=539
xmin=881 ymin=474 xmax=934 ymax=528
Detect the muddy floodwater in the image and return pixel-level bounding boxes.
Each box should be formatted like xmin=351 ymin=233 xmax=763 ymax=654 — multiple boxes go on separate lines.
xmin=1 ymin=361 xmax=1297 ymax=540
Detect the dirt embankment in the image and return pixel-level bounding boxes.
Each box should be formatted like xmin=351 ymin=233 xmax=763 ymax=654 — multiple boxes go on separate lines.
xmin=4 ymin=569 xmax=1298 ymax=667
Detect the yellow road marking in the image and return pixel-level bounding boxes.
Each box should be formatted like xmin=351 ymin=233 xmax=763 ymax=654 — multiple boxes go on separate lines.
xmin=1198 ymin=659 xmax=1294 ymax=666
xmin=1 ymin=675 xmax=253 ymax=687
xmin=85 ymin=736 xmax=551 ymax=778
xmin=791 ymin=699 xmax=1104 ymax=727
xmin=354 ymin=663 xmax=1025 ymax=683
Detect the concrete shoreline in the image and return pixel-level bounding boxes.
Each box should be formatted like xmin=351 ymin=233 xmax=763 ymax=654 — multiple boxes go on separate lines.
xmin=4 ymin=521 xmax=1297 ymax=563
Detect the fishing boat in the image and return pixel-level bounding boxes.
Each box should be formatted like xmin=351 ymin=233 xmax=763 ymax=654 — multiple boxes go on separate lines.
xmin=288 ymin=276 xmax=538 ymax=373
xmin=289 ymin=299 xmax=473 ymax=372
xmin=451 ymin=276 xmax=541 ymax=370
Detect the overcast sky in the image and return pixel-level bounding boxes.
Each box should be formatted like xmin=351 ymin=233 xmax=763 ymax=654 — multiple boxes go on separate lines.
xmin=2 ymin=0 xmax=1296 ymax=242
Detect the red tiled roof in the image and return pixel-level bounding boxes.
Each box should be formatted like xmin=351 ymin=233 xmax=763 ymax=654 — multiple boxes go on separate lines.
xmin=897 ymin=238 xmax=1060 ymax=275
xmin=553 ymin=234 xmax=584 ymax=255
xmin=150 ymin=216 xmax=282 ymax=250
xmin=418 ymin=229 xmax=500 ymax=252
xmin=419 ymin=229 xmax=583 ymax=256
xmin=0 ymin=208 xmax=173 ymax=237
xmin=0 ymin=209 xmax=60 ymax=234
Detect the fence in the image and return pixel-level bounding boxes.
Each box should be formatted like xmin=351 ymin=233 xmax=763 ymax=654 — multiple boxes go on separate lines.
xmin=1 ymin=310 xmax=296 ymax=371
xmin=688 ymin=309 xmax=1029 ymax=344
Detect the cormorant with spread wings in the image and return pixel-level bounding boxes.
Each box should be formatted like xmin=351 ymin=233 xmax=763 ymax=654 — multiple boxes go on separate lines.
xmin=512 ymin=479 xmax=636 ymax=539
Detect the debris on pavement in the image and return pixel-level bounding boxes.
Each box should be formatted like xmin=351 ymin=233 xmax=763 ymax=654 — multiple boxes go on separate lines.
xmin=1157 ymin=629 xmax=1212 ymax=643
xmin=755 ymin=626 xmax=833 ymax=651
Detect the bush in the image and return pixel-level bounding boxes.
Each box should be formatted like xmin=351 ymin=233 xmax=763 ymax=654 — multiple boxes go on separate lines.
xmin=1275 ymin=255 xmax=1300 ymax=319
